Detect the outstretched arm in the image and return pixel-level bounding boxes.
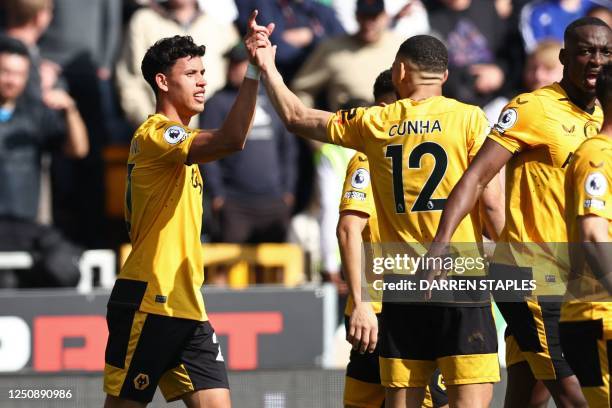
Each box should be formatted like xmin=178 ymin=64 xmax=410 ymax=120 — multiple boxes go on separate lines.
xmin=434 ymin=138 xmax=512 ymax=243
xmin=247 ymin=27 xmax=333 ymax=143
xmin=187 ymin=10 xmax=272 ymax=164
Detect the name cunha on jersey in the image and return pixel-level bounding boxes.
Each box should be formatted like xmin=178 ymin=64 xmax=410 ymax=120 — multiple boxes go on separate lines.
xmin=389 ymin=120 xmax=442 ymax=137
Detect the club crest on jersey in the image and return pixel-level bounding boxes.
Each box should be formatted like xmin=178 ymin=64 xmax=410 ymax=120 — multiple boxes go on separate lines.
xmin=584 ymin=121 xmax=600 ymax=138
xmin=494 ymin=108 xmax=518 ymax=133
xmin=584 ymin=172 xmax=607 ymax=197
xmin=351 ymin=168 xmax=370 ymax=190
xmin=164 ymin=125 xmax=188 ymax=145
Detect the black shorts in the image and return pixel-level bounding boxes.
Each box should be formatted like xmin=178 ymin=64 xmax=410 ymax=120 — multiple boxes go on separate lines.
xmin=103 ymin=307 xmax=229 ymax=403
xmin=490 ymin=263 xmax=574 ymax=380
xmin=379 ymin=303 xmax=499 ymax=387
xmin=343 ymin=314 xmax=449 ymax=408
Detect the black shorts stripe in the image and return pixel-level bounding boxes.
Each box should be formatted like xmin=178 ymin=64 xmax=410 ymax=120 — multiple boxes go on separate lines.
xmin=107 ymin=278 xmax=147 ymax=309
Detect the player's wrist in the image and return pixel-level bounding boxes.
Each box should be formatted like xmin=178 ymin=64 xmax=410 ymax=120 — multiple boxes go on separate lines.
xmin=245 ymin=63 xmax=261 ymax=81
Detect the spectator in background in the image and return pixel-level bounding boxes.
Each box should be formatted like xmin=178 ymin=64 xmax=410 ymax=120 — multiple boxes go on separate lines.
xmin=115 ymin=0 xmax=238 ymax=128
xmin=520 ymin=0 xmax=609 ymax=53
xmin=202 ymin=43 xmax=297 ymax=244
xmin=587 ymin=4 xmax=612 ymax=27
xmin=523 ymin=39 xmax=563 ymax=91
xmin=2 ymin=0 xmax=57 ymax=98
xmin=333 ymin=0 xmax=430 ymax=39
xmin=428 ymin=0 xmax=514 ymax=108
xmin=0 ymin=37 xmax=87 ymax=288
xmin=197 ymin=0 xmax=238 ymax=25
xmin=292 ymin=0 xmax=403 ymax=111
xmin=236 ymin=0 xmax=344 ymax=83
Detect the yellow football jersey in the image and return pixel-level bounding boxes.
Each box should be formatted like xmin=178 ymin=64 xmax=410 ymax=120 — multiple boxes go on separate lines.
xmin=119 ymin=114 xmax=207 ymax=321
xmin=561 ymin=134 xmax=612 ymax=322
xmin=327 ymin=96 xmax=489 ymax=246
xmin=340 ymin=153 xmax=382 ymax=315
xmin=488 ymin=83 xmax=603 ymax=295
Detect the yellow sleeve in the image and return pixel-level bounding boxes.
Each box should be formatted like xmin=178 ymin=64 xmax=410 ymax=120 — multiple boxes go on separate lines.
xmin=571 ymin=148 xmax=612 ymax=221
xmin=488 ymin=94 xmax=545 ymax=153
xmin=339 ymin=153 xmax=374 ymax=217
xmin=326 ymin=106 xmax=370 ymax=151
xmin=140 ymin=121 xmax=198 ymax=165
xmin=467 ymin=107 xmax=491 ymax=163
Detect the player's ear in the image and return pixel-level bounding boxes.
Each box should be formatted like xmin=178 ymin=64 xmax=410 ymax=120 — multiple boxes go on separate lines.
xmin=559 ymin=48 xmax=567 ymax=67
xmin=155 ymin=73 xmax=169 ymax=93
xmin=441 ymin=69 xmax=449 ymax=85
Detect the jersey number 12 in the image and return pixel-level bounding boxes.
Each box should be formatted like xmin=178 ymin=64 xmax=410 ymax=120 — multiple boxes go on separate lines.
xmin=385 ymin=142 xmax=448 ymax=213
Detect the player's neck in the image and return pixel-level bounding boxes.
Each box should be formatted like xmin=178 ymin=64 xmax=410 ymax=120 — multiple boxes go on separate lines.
xmin=156 ymin=100 xmax=191 ymax=126
xmin=402 ymin=85 xmax=442 ymax=101
xmin=559 ymin=78 xmax=596 ymax=113
xmin=600 ymin=118 xmax=612 ymax=138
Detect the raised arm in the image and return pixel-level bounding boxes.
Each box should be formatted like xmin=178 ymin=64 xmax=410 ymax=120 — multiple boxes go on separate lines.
xmin=434 ymin=138 xmax=512 ymax=243
xmin=248 ymin=27 xmax=333 ymax=143
xmin=42 ymin=89 xmax=89 ymax=159
xmin=187 ymin=11 xmax=272 ymax=164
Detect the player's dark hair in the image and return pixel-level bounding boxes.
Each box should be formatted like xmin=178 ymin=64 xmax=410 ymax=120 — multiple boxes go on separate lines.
xmin=0 ymin=35 xmax=30 ymax=59
xmin=141 ymin=35 xmax=206 ymax=95
xmin=564 ymin=17 xmax=611 ymax=46
xmin=373 ymin=69 xmax=394 ymax=100
xmin=396 ymin=35 xmax=448 ymax=73
xmin=596 ymin=64 xmax=612 ymax=110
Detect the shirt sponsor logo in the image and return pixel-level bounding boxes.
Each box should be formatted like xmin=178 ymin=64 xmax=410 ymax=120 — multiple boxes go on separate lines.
xmin=351 ymin=168 xmax=370 ymax=190
xmin=344 ymin=191 xmax=366 ymax=201
xmin=155 ymin=295 xmax=167 ymax=304
xmin=585 ymin=172 xmax=607 ymax=197
xmin=494 ymin=108 xmax=518 ymax=134
xmin=163 ymin=125 xmax=188 ymax=145
xmin=584 ymin=199 xmax=605 ymax=210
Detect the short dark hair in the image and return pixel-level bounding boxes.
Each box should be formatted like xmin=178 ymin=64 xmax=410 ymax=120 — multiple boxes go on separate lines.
xmin=0 ymin=35 xmax=30 ymax=59
xmin=596 ymin=64 xmax=612 ymax=110
xmin=141 ymin=35 xmax=206 ymax=95
xmin=396 ymin=35 xmax=448 ymax=73
xmin=564 ymin=17 xmax=611 ymax=46
xmin=373 ymin=69 xmax=393 ymax=100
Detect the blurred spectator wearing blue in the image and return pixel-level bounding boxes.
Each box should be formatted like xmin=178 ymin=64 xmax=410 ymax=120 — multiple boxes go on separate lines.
xmin=235 ymin=0 xmax=345 ymax=82
xmin=116 ymin=0 xmax=238 ymax=128
xmin=427 ymin=0 xmax=516 ymax=108
xmin=292 ymin=0 xmax=403 ymax=111
xmin=520 ymin=0 xmax=611 ymax=53
xmin=332 ymin=0 xmax=430 ymax=39
xmin=201 ymin=43 xmax=298 ymax=244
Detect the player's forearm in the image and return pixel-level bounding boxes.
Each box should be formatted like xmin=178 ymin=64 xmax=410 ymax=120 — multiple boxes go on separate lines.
xmin=480 ymin=174 xmax=505 ymax=241
xmin=434 ymin=171 xmax=486 ymax=243
xmin=262 ymin=67 xmax=330 ymax=143
xmin=581 ymin=225 xmax=612 ymax=294
xmin=220 ymin=78 xmax=259 ymax=151
xmin=337 ymin=221 xmax=364 ymax=303
xmin=63 ymin=105 xmax=89 ymax=159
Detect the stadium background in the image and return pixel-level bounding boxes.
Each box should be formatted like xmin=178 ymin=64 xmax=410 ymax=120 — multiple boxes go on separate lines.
xmin=0 ymin=0 xmax=610 ymax=406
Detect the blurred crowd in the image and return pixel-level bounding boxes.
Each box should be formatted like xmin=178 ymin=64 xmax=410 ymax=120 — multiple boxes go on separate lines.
xmin=0 ymin=0 xmax=610 ymax=288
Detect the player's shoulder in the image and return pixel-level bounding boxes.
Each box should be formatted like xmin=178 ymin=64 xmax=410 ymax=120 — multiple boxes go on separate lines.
xmin=347 ymin=152 xmax=369 ymax=171
xmin=574 ymin=135 xmax=612 ymax=163
xmin=135 ymin=114 xmax=193 ymax=144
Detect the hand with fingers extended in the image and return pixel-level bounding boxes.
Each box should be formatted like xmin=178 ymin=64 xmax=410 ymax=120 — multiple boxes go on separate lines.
xmin=243 ymin=10 xmax=277 ymax=73
xmin=347 ymin=303 xmax=378 ymax=354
